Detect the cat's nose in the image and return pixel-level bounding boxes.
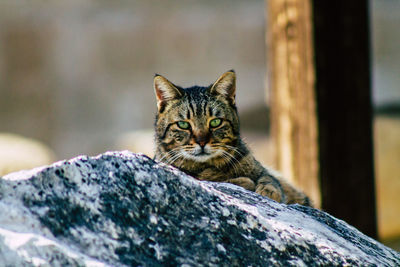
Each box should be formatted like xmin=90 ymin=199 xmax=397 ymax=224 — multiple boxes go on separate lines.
xmin=195 ymin=133 xmax=209 ymax=148
xmin=197 ymin=140 xmax=207 ymax=148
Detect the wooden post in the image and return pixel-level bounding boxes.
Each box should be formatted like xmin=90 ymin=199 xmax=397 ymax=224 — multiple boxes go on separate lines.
xmin=267 ymin=0 xmax=377 ymax=238
xmin=312 ymin=1 xmax=377 ymax=238
xmin=266 ymin=0 xmax=320 ymax=207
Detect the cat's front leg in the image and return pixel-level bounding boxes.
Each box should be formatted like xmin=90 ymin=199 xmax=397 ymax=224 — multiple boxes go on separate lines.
xmin=255 ymin=176 xmax=286 ymax=203
xmin=226 ymin=177 xmax=255 ymax=191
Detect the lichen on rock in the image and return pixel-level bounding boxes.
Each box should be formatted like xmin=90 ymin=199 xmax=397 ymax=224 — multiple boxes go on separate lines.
xmin=0 ymin=151 xmax=399 ymax=266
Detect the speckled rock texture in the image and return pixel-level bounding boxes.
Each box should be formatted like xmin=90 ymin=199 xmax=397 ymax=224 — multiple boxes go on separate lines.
xmin=0 ymin=151 xmax=399 ymax=266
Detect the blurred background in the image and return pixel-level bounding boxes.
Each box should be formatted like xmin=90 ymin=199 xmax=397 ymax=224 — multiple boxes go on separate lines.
xmin=0 ymin=0 xmax=398 ymax=250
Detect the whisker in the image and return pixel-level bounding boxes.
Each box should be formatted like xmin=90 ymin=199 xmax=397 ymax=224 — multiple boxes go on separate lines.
xmin=220 ymin=150 xmax=240 ymax=176
xmin=210 ymin=145 xmax=240 ymax=177
xmin=212 ymin=143 xmax=251 ymax=169
xmin=166 ymin=151 xmax=183 ymax=166
xmin=158 ymin=147 xmax=181 ymax=162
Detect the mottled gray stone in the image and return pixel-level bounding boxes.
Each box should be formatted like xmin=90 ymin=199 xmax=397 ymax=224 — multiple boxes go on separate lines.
xmin=0 ymin=151 xmax=399 ymax=266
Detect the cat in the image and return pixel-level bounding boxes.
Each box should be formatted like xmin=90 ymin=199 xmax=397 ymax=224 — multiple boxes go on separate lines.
xmin=153 ymin=70 xmax=312 ymax=206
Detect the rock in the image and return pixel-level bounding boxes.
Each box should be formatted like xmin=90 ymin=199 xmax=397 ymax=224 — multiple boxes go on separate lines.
xmin=0 ymin=151 xmax=399 ymax=266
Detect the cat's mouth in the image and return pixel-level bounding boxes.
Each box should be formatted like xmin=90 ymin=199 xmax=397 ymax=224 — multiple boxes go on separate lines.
xmin=195 ymin=146 xmax=209 ymax=156
xmin=182 ymin=145 xmax=221 ymax=162
xmin=194 ymin=150 xmax=210 ymax=157
xmin=191 ymin=153 xmax=214 ymax=162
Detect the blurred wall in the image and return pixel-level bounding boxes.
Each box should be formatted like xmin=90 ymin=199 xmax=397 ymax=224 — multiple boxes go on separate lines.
xmin=0 ymin=0 xmax=267 ymax=160
xmin=371 ymin=0 xmax=400 ymax=246
xmin=372 ymin=0 xmax=400 ymax=106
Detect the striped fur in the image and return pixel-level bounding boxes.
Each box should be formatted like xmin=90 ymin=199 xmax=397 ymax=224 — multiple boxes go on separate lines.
xmin=153 ymin=71 xmax=312 ymax=206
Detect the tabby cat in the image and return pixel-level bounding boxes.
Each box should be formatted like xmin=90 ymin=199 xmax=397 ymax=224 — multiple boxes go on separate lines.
xmin=153 ymin=70 xmax=311 ymax=206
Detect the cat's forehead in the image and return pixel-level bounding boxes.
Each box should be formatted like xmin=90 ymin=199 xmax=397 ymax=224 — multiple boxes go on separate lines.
xmin=158 ymin=85 xmax=236 ymax=123
xmin=163 ymin=95 xmax=223 ymax=121
xmin=181 ymin=88 xmax=228 ymax=116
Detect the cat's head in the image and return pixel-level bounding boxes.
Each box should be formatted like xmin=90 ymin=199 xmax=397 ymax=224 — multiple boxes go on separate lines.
xmin=154 ymin=70 xmax=242 ymax=165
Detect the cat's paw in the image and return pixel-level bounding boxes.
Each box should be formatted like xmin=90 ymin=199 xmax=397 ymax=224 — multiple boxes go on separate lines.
xmin=255 ymin=182 xmax=284 ymax=203
xmin=226 ymin=177 xmax=255 ymax=191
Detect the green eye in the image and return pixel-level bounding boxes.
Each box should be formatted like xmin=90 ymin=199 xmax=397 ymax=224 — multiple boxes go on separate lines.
xmin=209 ymin=118 xmax=222 ymax=128
xmin=177 ymin=121 xmax=190 ymax=129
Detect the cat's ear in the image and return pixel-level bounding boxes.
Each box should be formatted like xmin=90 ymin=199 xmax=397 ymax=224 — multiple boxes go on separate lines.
xmin=209 ymin=70 xmax=236 ymax=104
xmin=154 ymin=74 xmax=183 ymax=111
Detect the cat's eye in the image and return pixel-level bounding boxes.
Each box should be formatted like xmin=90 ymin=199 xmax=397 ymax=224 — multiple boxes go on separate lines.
xmin=177 ymin=121 xmax=190 ymax=129
xmin=209 ymin=118 xmax=222 ymax=128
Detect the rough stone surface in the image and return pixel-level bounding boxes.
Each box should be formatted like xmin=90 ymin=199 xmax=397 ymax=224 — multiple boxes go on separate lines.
xmin=0 ymin=151 xmax=399 ymax=266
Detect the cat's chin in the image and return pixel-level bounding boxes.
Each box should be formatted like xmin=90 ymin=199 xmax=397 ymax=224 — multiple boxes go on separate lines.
xmin=182 ymin=151 xmax=217 ymax=163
